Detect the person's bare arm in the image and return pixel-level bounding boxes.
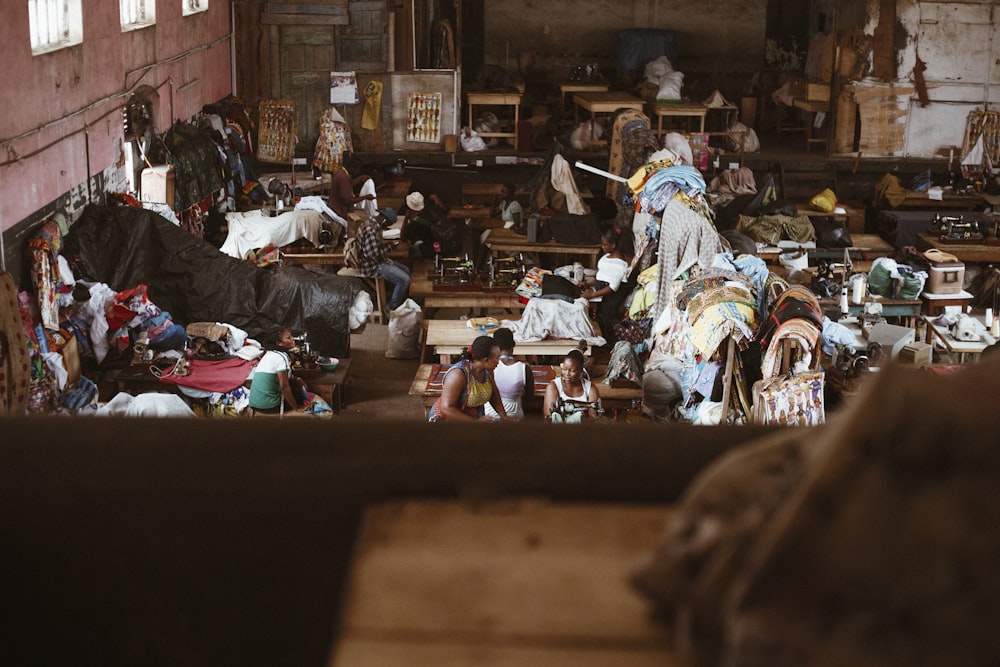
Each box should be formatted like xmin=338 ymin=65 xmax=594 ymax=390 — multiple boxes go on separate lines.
xmin=487 ymin=370 xmax=510 ymax=421
xmin=543 ymin=381 xmax=559 ymax=419
xmin=586 ymin=382 xmax=601 ymax=419
xmin=277 ymin=371 xmax=306 ymax=411
xmin=439 ymin=367 xmax=477 ymax=421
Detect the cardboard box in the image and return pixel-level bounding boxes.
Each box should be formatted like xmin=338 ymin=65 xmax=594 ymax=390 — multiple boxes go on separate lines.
xmin=141 ymin=165 xmax=175 ymax=207
xmin=807 ymin=82 xmax=831 ymax=101
xmin=899 ymin=342 xmax=933 ymax=366
xmin=868 ymin=322 xmax=916 ymax=360
xmin=926 ymin=261 xmax=965 ymax=295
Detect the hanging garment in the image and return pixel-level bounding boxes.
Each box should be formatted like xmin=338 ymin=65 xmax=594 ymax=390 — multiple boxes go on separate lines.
xmin=361 ymin=80 xmax=383 ymax=131
xmin=26 ymin=220 xmax=63 ymax=331
xmin=0 ymin=272 xmax=32 ymax=415
xmin=312 ymin=107 xmax=353 ymax=173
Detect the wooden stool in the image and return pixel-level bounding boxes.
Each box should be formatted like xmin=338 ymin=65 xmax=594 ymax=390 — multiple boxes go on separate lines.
xmin=337 ymin=268 xmax=388 ymax=324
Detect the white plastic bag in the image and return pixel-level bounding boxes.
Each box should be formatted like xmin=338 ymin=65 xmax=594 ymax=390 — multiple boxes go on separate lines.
xmin=385 ymin=298 xmax=423 ymax=359
xmin=461 ymin=127 xmax=487 ymax=152
xmin=569 ymin=120 xmax=603 ymax=151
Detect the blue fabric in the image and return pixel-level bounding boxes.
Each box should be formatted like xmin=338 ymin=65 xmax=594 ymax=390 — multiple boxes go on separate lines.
xmin=150 ymin=324 xmax=188 ymax=350
xmin=821 ymin=316 xmax=858 ymax=356
xmin=637 ymin=166 xmax=707 ymax=213
xmin=375 ymin=259 xmax=411 ymax=311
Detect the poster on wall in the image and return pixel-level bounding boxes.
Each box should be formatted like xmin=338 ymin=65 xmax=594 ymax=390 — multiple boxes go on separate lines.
xmin=406 ymin=92 xmax=441 ymax=143
xmin=329 ymin=72 xmax=360 ymax=105
xmin=256 ymin=99 xmax=297 ymax=164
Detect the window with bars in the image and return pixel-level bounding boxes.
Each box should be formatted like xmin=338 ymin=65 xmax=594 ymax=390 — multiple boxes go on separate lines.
xmin=182 ymin=0 xmax=207 ymax=17
xmin=121 ymin=0 xmax=155 ymax=32
xmin=28 ymin=0 xmax=83 ymax=55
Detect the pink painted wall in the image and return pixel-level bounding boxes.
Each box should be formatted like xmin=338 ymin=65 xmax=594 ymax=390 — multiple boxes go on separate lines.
xmin=0 ymin=1 xmax=233 ymax=235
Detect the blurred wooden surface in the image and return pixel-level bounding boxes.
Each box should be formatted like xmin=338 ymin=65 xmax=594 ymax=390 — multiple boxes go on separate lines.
xmin=330 ymin=498 xmax=684 ymax=667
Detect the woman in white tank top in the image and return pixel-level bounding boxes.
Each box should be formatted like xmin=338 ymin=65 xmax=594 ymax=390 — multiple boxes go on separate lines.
xmin=484 ymin=327 xmax=532 ymax=420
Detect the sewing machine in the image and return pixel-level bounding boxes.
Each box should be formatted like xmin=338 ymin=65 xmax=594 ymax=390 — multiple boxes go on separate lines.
xmin=482 ymin=254 xmax=526 ymax=291
xmin=934 ymin=213 xmax=984 ymax=242
xmin=548 ymin=395 xmax=605 ymax=423
xmin=290 ymin=332 xmax=314 ymax=369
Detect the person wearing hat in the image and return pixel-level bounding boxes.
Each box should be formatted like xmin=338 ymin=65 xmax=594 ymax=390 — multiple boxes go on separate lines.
xmin=402 ymin=190 xmax=449 ymax=258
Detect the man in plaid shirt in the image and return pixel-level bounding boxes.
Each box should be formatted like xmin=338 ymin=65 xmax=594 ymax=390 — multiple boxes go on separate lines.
xmin=356 ymin=216 xmax=411 ymax=311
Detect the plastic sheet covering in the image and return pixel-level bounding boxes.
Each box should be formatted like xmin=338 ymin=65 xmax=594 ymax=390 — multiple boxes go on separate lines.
xmin=64 ymin=204 xmax=362 ymax=358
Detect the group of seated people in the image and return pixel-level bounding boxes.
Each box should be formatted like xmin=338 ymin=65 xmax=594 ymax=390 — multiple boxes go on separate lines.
xmin=428 ymin=329 xmax=602 ymax=423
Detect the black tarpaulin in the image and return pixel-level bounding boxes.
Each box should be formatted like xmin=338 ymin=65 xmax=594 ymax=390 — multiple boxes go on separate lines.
xmin=64 ymin=204 xmax=363 ymax=358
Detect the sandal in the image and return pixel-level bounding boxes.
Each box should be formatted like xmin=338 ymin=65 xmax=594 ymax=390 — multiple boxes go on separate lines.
xmin=923 ymin=248 xmax=958 ymax=263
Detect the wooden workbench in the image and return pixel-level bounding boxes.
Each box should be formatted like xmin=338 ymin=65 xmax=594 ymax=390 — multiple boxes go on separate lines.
xmin=423 ymin=318 xmax=602 ymax=363
xmin=484 ymin=227 xmax=602 ymax=269
xmin=572 ymin=91 xmax=645 ymax=148
xmin=915 ymin=232 xmax=1000 ymax=264
xmin=330 ymin=498 xmax=679 ymax=666
xmin=408 ymin=362 xmax=642 ymax=416
xmin=410 ymin=271 xmax=525 ymax=316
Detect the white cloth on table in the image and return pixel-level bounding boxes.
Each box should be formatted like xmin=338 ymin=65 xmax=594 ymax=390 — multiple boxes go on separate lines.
xmin=502 ymin=298 xmax=606 ymax=346
xmin=220 ymin=209 xmax=325 ymax=258
xmin=295 ymin=196 xmax=347 ymax=228
xmin=97 ymin=392 xmax=197 ymax=418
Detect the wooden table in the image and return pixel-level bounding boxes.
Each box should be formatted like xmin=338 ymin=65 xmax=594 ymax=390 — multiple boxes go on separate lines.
xmin=409 ymin=363 xmax=642 ymax=417
xmin=283 ymin=241 xmax=411 ymax=267
xmin=559 ymin=81 xmax=610 ymax=114
xmin=466 ymin=91 xmax=523 ymax=148
xmin=330 ymin=498 xmax=678 ymax=666
xmin=296 ymin=358 xmax=352 ymax=412
xmin=651 ymin=101 xmax=708 ymax=136
xmin=423 ymin=318 xmax=601 ymax=363
xmin=923 ymin=315 xmax=993 ymax=363
xmin=757 ymin=234 xmax=894 ymax=264
xmin=572 ymin=91 xmax=645 ymax=148
xmin=410 ymin=271 xmax=525 ymax=317
xmin=883 ymin=190 xmax=985 ymax=211
xmin=375 ymin=176 xmax=412 ymax=211
xmin=484 ymin=227 xmax=602 ymax=269
xmin=914 ymin=233 xmax=1000 ymax=263
xmin=819 ymin=297 xmax=922 ymax=326
xmin=792 ymin=98 xmax=829 ymax=151
xmin=920 ymin=289 xmax=974 ymax=316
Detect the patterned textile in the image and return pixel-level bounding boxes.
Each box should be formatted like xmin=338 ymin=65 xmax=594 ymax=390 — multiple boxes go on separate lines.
xmin=736 ymin=213 xmax=815 ymax=246
xmin=427 ymin=363 xmax=553 ymax=394
xmin=0 ymin=273 xmax=32 ymax=415
xmin=164 ymin=121 xmax=225 ymax=210
xmin=653 ymin=199 xmax=728 ymax=320
xmin=501 ymin=298 xmax=606 ymax=345
xmin=312 ymin=107 xmax=354 ymax=173
xmin=606 ymin=109 xmax=654 ymax=202
xmin=604 ymin=340 xmax=643 ymax=385
xmin=751 ymin=370 xmax=825 ymax=426
xmin=760 ymin=318 xmax=821 ymax=380
xmin=687 ymin=300 xmax=757 ymax=359
xmin=355 ymin=218 xmax=392 ymax=277
xmin=427 ymin=360 xmax=495 ymax=421
xmin=26 ymin=220 xmax=63 ymax=331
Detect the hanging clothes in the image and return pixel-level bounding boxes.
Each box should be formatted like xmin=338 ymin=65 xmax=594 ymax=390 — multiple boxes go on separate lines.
xmin=26 ymin=220 xmax=63 ymax=331
xmin=312 ymin=107 xmax=354 ymax=173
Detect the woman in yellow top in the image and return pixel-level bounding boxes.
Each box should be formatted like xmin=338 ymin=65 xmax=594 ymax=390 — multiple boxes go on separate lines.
xmin=428 ymin=335 xmax=510 ymax=422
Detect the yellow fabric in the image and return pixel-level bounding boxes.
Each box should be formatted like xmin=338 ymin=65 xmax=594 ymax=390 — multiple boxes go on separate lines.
xmin=361 ymin=80 xmax=383 ymax=130
xmin=629 ymin=285 xmax=657 ymax=318
xmin=810 ymin=187 xmax=837 ymax=213
xmin=464 ymin=366 xmax=494 ymax=409
xmin=875 ymin=173 xmax=906 ymax=208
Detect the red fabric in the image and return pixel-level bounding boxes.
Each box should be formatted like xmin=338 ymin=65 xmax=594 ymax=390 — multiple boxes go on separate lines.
xmin=159 ymin=357 xmax=259 ymax=393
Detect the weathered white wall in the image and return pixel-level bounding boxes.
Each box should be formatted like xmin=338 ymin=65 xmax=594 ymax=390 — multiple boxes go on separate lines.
xmin=865 ymin=0 xmax=999 ymax=157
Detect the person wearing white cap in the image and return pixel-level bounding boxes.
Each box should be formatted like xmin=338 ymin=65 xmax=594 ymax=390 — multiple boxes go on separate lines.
xmin=402 ymin=190 xmax=448 ymax=258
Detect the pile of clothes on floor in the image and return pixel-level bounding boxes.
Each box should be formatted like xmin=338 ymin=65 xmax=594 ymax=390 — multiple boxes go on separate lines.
xmin=3 ymin=199 xmax=371 ymax=417
xmin=593 ymin=142 xmax=859 ymax=425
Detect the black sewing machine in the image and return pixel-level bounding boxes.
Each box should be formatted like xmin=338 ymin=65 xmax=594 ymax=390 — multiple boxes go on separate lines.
xmin=430 ymin=254 xmax=477 ymax=289
xmin=934 ymin=213 xmax=984 ymax=243
xmin=482 ymin=254 xmax=526 ymax=290
xmin=289 ymin=332 xmax=313 ymax=369
xmin=548 ymin=395 xmax=605 ymax=422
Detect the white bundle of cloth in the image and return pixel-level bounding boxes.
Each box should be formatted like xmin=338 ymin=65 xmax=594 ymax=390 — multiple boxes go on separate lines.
xmin=502 ymin=297 xmax=606 ymax=345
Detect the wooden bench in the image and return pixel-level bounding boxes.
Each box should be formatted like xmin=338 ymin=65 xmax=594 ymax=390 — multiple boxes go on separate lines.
xmin=330 ymin=498 xmax=678 ymax=665
xmin=409 ymin=362 xmax=642 ymax=418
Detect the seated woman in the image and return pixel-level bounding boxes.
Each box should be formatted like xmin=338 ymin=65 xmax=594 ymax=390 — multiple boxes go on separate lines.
xmin=248 ymin=327 xmax=310 ymax=415
xmin=543 ymin=349 xmax=601 ymax=423
xmin=484 ymin=327 xmax=532 ymax=421
xmin=428 ymin=335 xmax=510 ymax=422
xmin=580 ymin=227 xmax=634 ymax=342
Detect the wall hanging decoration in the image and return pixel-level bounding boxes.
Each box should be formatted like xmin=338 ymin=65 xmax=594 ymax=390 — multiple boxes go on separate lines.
xmin=256 ymin=99 xmax=297 ymax=164
xmin=329 ymin=72 xmax=360 ymax=106
xmin=406 ymin=92 xmax=442 ymax=143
